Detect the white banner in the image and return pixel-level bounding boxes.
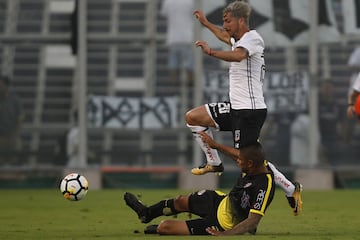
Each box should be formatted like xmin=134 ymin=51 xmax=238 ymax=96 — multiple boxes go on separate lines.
xmin=203 ymin=70 xmax=309 ymax=113
xmin=263 ymin=71 xmax=309 ymax=113
xmin=202 ymin=0 xmax=340 ymax=48
xmin=87 ymin=96 xmax=178 ymax=129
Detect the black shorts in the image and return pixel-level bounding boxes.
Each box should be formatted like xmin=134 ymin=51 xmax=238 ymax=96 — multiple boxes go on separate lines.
xmin=206 ymin=102 xmax=267 ymax=148
xmin=185 ymin=190 xmax=226 ymax=235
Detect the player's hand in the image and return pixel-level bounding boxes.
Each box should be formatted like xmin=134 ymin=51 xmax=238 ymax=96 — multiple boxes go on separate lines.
xmin=199 ymin=132 xmax=218 ymax=149
xmin=195 ymin=40 xmax=211 ymax=55
xmin=206 ymin=227 xmax=223 ymax=236
xmin=193 ymin=10 xmax=207 ymax=25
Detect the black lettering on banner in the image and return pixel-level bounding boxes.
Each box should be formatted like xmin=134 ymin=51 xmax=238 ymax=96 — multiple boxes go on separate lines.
xmin=101 ymin=98 xmax=135 ymax=127
xmin=155 ymin=97 xmax=172 ymax=127
xmin=139 ymin=97 xmax=173 ymax=128
xmin=87 ymin=96 xmax=177 ymax=129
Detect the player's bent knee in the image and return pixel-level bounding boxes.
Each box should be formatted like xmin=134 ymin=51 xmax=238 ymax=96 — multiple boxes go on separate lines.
xmin=157 ymin=220 xmax=190 ymax=235
xmin=157 ymin=220 xmax=171 ymax=234
xmin=185 ymin=106 xmax=206 ymax=125
xmin=185 ymin=110 xmax=195 ymax=125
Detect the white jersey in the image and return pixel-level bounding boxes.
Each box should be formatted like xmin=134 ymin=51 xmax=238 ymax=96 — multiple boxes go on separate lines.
xmin=353 ymin=72 xmax=360 ymax=92
xmin=229 ymin=30 xmax=267 ymax=110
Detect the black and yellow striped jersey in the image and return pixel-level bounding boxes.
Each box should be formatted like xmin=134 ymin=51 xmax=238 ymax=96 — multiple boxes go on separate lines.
xmin=217 ymin=172 xmax=275 ymax=230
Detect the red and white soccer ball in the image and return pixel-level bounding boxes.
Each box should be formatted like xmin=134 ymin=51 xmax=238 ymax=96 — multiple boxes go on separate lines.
xmin=60 ymin=173 xmax=89 ymax=201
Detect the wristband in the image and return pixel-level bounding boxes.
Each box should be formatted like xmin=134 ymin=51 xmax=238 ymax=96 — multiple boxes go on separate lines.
xmin=209 ymin=48 xmax=212 ymax=56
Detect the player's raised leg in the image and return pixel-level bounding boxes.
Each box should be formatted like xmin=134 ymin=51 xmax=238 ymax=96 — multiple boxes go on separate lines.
xmin=185 ymin=105 xmax=223 ymax=175
xmin=267 ymin=161 xmax=303 ymax=216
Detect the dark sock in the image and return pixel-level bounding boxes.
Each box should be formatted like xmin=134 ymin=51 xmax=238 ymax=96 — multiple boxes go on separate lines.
xmin=147 ymin=199 xmax=178 ymax=220
xmin=287 ymin=196 xmax=296 ymax=208
xmin=144 ymin=224 xmax=158 ymax=234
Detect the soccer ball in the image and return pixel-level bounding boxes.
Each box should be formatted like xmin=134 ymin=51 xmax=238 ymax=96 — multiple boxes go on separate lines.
xmin=60 ymin=173 xmax=89 ymax=201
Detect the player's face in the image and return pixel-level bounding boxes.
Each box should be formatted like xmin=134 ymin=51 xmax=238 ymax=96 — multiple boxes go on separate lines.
xmin=236 ymin=154 xmax=250 ymax=173
xmin=222 ymin=12 xmax=242 ymax=39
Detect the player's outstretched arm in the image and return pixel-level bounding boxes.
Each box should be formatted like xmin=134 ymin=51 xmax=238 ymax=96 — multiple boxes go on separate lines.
xmin=194 ymin=10 xmax=231 ymax=45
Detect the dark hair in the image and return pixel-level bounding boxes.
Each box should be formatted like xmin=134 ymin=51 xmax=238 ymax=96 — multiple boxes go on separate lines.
xmin=0 ymin=75 xmax=10 ymax=86
xmin=239 ymin=142 xmax=265 ymax=167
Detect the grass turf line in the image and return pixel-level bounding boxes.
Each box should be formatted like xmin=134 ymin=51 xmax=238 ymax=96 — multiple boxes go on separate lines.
xmin=1 ymin=189 xmax=360 ymax=239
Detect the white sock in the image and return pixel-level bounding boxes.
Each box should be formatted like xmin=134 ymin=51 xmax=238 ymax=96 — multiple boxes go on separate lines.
xmin=187 ymin=124 xmax=222 ymax=166
xmin=267 ymin=161 xmax=295 ymax=197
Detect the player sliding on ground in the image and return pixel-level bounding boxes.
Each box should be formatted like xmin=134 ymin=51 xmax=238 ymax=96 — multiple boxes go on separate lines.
xmin=124 ymin=142 xmax=275 ymax=235
xmin=199 ymin=131 xmax=302 ymax=216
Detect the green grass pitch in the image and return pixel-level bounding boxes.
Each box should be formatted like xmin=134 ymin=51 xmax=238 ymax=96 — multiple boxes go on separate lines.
xmin=1 ymin=188 xmax=360 ymax=239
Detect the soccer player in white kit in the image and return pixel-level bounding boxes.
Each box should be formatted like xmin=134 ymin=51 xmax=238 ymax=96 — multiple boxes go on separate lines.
xmin=186 ymin=1 xmax=302 ymax=216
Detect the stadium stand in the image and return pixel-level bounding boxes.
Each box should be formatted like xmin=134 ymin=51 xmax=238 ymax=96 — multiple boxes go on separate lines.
xmin=0 ymin=0 xmax=359 ymax=188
